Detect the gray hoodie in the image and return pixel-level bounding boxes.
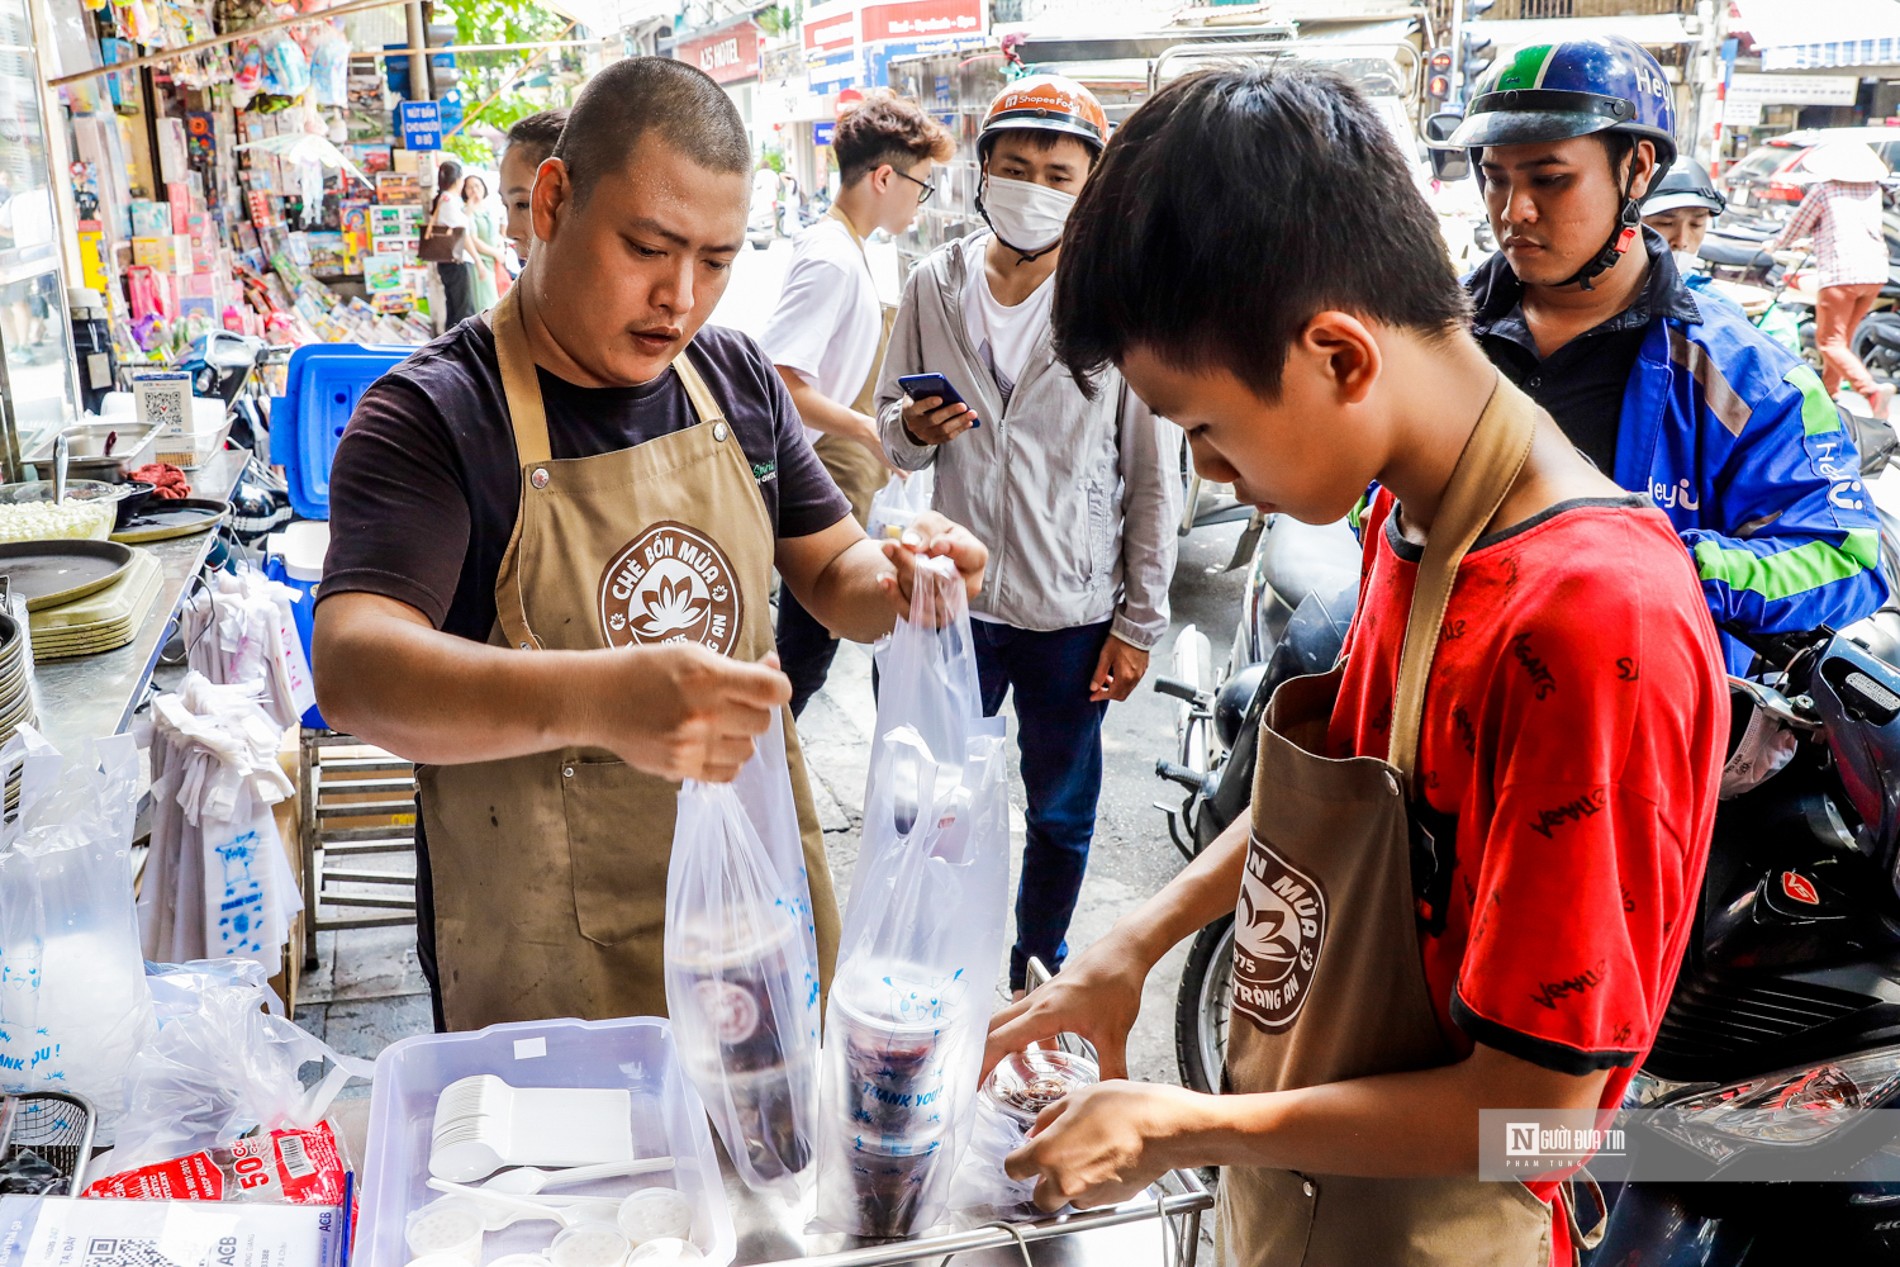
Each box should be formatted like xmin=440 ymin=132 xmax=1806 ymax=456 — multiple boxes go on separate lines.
xmin=876 ymin=232 xmax=1181 ymax=650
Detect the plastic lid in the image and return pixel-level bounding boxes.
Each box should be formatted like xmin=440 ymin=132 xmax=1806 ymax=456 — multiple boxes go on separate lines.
xmin=270 ymin=519 xmax=331 ymax=583
xmin=67 ymin=288 xmax=104 ymax=310
xmin=983 ymin=1048 xmax=1099 ymax=1126
xmin=617 ymin=1188 xmax=693 ymax=1246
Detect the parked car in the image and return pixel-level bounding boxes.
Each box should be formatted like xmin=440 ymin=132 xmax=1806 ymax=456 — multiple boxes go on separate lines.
xmin=1722 ymin=125 xmax=1900 ymax=223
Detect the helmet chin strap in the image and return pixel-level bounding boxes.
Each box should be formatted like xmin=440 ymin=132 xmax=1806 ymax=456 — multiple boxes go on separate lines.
xmin=975 ymin=187 xmax=1061 ymax=266
xmin=1556 ymin=150 xmax=1643 ymax=291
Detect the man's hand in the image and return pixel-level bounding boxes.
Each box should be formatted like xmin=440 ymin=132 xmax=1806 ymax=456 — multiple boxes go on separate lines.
xmin=848 ymin=410 xmax=905 ymax=477
xmin=880 ymin=510 xmax=987 ymax=617
xmin=1089 ymin=635 xmax=1150 ymax=703
xmin=1005 ymin=1082 xmax=1209 ymax=1211
xmin=901 ymin=393 xmax=979 ymax=446
xmin=984 ymin=935 xmax=1150 ymax=1081
xmin=592 ymin=644 xmax=791 ymax=782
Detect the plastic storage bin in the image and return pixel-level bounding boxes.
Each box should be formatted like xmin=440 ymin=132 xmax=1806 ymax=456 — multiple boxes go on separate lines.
xmin=357 ymin=1016 xmax=736 ymax=1267
xmin=271 ymin=343 xmax=411 ymax=520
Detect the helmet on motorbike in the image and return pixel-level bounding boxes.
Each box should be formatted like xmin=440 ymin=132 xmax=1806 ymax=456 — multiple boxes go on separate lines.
xmin=1642 ymin=157 xmax=1725 ymax=217
xmin=978 ymin=75 xmax=1109 ymax=160
xmin=1446 ymin=35 xmax=1678 ymax=290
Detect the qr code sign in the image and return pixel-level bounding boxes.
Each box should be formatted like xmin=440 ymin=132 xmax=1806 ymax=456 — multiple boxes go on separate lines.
xmin=83 ymin=1239 xmax=182 ymax=1267
xmin=133 ymin=373 xmax=193 ymax=437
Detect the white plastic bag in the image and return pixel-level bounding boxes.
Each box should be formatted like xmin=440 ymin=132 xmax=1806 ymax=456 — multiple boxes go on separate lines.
xmin=139 ymin=674 xmax=300 ymax=976
xmin=104 ymin=959 xmax=371 ymax=1174
xmin=0 ymin=728 xmax=155 ymax=1139
xmin=816 ymin=560 xmax=1011 ymax=1238
xmin=663 ymin=727 xmax=823 ymax=1200
xmin=865 ymin=469 xmax=934 ymax=544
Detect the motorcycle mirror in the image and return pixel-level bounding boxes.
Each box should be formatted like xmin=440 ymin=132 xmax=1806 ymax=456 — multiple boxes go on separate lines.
xmin=1423 ymin=111 xmax=1470 ymax=183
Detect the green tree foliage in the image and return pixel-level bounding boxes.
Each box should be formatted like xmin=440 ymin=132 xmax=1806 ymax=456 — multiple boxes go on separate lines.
xmin=434 ymin=0 xmax=584 ymax=163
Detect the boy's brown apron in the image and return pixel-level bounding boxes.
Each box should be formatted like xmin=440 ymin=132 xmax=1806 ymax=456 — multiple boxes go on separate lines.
xmin=417 ymin=284 xmax=840 ymax=1031
xmin=1218 ymin=375 xmax=1597 ymax=1266
xmin=810 ymin=205 xmax=896 ymax=525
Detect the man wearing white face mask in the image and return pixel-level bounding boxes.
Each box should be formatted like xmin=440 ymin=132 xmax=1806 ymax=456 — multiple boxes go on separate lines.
xmin=878 ymin=76 xmax=1181 ymax=997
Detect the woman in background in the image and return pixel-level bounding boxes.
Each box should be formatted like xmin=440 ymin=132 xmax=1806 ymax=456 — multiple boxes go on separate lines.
xmin=462 ymin=174 xmax=506 ymax=309
xmin=425 ymin=160 xmax=477 ymax=327
xmin=1772 ymin=140 xmax=1895 ymax=418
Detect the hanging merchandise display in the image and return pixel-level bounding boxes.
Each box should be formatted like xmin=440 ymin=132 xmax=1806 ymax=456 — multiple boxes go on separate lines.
xmin=46 ymin=0 xmax=439 ymax=376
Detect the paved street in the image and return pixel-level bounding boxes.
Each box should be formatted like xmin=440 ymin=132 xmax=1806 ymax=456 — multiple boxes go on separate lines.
xmin=295 ymin=235 xmax=1248 ymax=1106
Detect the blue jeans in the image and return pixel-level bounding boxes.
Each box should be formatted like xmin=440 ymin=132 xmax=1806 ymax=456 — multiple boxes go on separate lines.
xmin=973 ymin=619 xmax=1112 ymax=990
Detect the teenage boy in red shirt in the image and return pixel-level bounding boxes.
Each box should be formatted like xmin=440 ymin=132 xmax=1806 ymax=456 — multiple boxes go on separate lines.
xmin=983 ymin=64 xmax=1728 ymax=1267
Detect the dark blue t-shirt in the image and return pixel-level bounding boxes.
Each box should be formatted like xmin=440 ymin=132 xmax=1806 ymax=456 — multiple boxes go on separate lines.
xmin=321 ymin=316 xmax=850 ymax=642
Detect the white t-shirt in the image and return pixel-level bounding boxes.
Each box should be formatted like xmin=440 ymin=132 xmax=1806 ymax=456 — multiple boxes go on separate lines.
xmin=431 ymin=193 xmax=472 ymax=263
xmin=963 ymin=248 xmax=1055 ymax=403
xmin=760 ymin=218 xmax=881 ymax=442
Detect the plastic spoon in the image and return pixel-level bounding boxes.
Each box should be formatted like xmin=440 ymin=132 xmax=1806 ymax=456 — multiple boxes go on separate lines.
xmin=424 ymin=1178 xmax=619 ymax=1231
xmin=482 ymin=1157 xmax=675 ymax=1196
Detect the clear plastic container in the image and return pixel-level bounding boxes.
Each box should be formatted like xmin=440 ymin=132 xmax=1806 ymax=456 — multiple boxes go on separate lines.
xmin=359 ymin=1018 xmax=735 ymax=1267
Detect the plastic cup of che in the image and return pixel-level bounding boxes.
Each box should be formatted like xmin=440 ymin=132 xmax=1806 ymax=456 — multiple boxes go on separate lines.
xmin=548 ymin=1224 xmax=631 ymax=1267
xmin=671 ymin=903 xmax=811 ymax=1182
xmin=405 ymin=1198 xmax=487 ymax=1266
xmin=616 ymin=1187 xmax=695 ymax=1247
xmin=831 ymin=965 xmax=957 ymax=1137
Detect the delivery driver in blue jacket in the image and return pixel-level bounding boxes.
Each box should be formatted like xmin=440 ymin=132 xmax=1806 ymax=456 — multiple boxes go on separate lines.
xmin=1443 ymin=35 xmax=1888 ymax=671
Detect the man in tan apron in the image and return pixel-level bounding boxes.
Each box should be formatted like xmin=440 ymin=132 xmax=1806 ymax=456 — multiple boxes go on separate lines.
xmin=985 ymin=65 xmax=1727 ymax=1266
xmin=312 ymin=57 xmax=985 ymax=1032
xmin=760 ymin=90 xmax=955 ymax=717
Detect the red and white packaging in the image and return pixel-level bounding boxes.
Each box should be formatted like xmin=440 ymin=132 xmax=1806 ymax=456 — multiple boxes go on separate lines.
xmin=82 ymin=1122 xmax=348 ymax=1206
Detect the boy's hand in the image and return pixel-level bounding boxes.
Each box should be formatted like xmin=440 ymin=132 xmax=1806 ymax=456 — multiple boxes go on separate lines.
xmin=1090 ymin=635 xmax=1150 ymax=702
xmin=901 ymin=394 xmax=980 ymax=445
xmin=984 ymin=936 xmax=1150 ymax=1081
xmin=1005 ymin=1082 xmax=1209 ymax=1211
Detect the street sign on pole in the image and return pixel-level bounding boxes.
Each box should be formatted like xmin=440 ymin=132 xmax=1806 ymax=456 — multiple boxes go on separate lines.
xmin=398 ymin=101 xmax=443 ymax=151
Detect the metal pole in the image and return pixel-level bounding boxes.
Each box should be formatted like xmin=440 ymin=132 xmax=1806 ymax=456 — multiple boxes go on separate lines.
xmin=406 ymin=0 xmax=430 ymax=102
xmin=1448 ymin=0 xmax=1465 ymax=107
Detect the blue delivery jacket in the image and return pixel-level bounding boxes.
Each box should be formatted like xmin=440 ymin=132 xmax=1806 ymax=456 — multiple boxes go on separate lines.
xmin=1613 ymin=292 xmax=1887 ymax=672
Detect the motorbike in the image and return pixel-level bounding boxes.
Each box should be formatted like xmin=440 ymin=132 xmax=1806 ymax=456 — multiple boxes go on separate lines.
xmin=1591 ymin=617 xmax=1900 ymax=1264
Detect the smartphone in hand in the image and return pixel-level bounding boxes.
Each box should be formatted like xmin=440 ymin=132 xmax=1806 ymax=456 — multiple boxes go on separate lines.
xmin=897 ymin=373 xmax=981 ymax=428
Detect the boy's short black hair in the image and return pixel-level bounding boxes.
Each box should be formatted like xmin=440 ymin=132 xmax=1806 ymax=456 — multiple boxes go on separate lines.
xmin=1054 ymin=63 xmax=1469 ymax=401
xmin=551 ymin=58 xmax=750 ymax=206
xmin=505 ymin=109 xmax=569 ymax=167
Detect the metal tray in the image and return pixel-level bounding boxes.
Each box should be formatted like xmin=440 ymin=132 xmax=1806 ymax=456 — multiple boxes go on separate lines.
xmin=0 ymin=540 xmax=136 ymax=611
xmin=111 ymin=498 xmax=230 ymax=544
xmin=28 ymin=423 xmax=161 ymax=483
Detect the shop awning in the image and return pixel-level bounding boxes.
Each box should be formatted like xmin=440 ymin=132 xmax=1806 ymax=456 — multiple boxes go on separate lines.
xmin=1732 ymin=0 xmax=1900 ymax=70
xmin=1465 ymin=13 xmax=1696 ymax=49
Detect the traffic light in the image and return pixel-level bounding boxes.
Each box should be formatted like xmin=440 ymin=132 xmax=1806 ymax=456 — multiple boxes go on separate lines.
xmin=1460 ymin=32 xmax=1495 ymax=99
xmin=1427 ymin=48 xmax=1452 ymax=102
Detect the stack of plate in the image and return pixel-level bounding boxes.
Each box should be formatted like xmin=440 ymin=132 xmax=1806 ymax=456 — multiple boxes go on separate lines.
xmin=0 ymin=613 xmax=34 ymax=769
xmin=29 ymin=549 xmax=164 ymax=663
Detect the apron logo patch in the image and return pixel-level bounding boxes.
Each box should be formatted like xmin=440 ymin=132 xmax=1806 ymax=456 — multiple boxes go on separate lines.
xmin=598 ymin=520 xmax=744 ymax=654
xmin=1232 ymin=833 xmax=1327 ymax=1034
